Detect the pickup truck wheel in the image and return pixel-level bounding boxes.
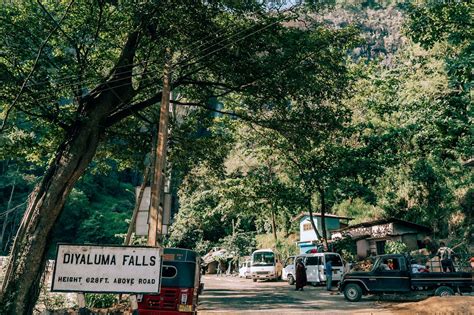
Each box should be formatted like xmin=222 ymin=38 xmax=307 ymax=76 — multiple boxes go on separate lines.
xmin=344 ymin=283 xmax=363 ymax=302
xmin=435 ymin=286 xmax=454 ymax=297
xmin=288 ymin=275 xmax=295 ymax=285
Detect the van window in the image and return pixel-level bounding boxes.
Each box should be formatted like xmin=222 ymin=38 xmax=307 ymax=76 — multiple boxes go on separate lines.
xmin=252 ymin=252 xmax=275 ymax=266
xmin=326 ymin=254 xmax=343 ymax=266
xmin=285 ymin=257 xmax=295 ymax=266
xmin=306 ymin=256 xmax=321 ymax=266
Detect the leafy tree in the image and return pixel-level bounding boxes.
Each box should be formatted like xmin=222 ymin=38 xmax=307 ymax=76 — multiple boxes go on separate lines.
xmin=1 ymin=1 xmax=361 ymax=310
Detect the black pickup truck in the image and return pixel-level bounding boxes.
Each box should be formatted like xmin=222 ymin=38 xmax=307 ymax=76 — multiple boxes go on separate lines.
xmin=339 ymin=254 xmax=472 ymax=302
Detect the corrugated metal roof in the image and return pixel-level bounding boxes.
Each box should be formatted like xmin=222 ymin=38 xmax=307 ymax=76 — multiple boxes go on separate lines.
xmin=333 ymin=218 xmax=431 ymax=233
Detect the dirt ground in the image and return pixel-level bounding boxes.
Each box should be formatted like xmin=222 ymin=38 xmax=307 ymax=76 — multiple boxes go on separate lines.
xmin=199 ymin=275 xmax=473 ymax=314
xmin=386 ymin=296 xmax=474 ymax=315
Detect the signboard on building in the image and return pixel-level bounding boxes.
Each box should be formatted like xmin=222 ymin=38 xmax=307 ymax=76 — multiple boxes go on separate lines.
xmin=135 ymin=186 xmax=151 ymax=236
xmin=51 ymin=244 xmax=162 ymax=293
xmin=135 ymin=187 xmax=172 ymax=236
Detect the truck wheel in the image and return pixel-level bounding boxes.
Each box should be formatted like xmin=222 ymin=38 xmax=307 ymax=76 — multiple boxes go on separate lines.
xmin=344 ymin=283 xmax=363 ymax=302
xmin=288 ymin=275 xmax=295 ymax=285
xmin=435 ymin=286 xmax=454 ymax=297
xmin=252 ymin=278 xmax=257 ymax=282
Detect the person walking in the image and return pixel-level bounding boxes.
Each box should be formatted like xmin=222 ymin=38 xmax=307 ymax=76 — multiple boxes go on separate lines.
xmin=436 ymin=242 xmax=456 ymax=272
xmin=325 ymin=257 xmax=333 ymax=291
xmin=295 ymin=258 xmax=307 ymax=291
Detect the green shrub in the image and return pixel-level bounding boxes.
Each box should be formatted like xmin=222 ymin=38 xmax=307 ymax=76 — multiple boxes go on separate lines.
xmin=384 ymin=240 xmax=408 ymax=254
xmin=85 ymin=293 xmax=117 ymax=308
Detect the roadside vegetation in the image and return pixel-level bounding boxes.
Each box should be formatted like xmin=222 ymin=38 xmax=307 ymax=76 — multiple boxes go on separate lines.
xmin=0 ymin=1 xmax=471 ymax=312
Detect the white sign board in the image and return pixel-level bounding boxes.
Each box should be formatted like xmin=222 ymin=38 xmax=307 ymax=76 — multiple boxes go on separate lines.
xmin=52 ymin=244 xmax=162 ymax=293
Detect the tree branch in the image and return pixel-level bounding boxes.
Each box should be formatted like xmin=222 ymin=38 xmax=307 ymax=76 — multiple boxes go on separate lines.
xmin=170 ymin=100 xmax=251 ymax=120
xmin=0 ymin=0 xmax=75 ymax=133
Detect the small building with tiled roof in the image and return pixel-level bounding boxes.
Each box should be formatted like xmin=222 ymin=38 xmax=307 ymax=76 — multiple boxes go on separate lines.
xmin=331 ymin=218 xmax=431 ymax=259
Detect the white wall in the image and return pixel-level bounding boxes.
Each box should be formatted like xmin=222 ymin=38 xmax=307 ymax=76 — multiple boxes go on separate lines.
xmin=300 ymin=218 xmax=320 ymax=242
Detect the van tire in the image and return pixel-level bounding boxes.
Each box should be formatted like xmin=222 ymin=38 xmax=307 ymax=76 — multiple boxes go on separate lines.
xmin=435 ymin=286 xmax=454 ymax=297
xmin=288 ymin=275 xmax=295 ymax=285
xmin=344 ymin=283 xmax=363 ymax=302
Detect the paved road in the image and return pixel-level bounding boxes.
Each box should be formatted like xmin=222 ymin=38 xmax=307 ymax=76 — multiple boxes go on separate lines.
xmin=198 ymin=275 xmax=396 ymax=314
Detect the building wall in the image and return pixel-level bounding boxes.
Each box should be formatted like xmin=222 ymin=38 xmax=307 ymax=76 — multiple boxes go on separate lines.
xmin=299 ymin=216 xmax=341 ymax=242
xmin=356 ymin=240 xmax=369 ymax=258
xmin=402 ymin=234 xmax=419 ymax=250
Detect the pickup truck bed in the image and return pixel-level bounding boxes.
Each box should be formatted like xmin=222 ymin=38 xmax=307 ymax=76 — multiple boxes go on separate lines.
xmin=411 ymin=271 xmax=472 ymax=291
xmin=339 ymin=254 xmax=473 ymax=302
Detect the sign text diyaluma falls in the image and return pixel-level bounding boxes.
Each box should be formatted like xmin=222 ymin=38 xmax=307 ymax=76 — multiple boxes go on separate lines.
xmin=51 ymin=244 xmax=162 ymax=293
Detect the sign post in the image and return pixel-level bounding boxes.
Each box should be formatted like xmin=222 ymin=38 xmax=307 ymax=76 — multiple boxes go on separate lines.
xmin=52 ymin=244 xmax=162 ymax=294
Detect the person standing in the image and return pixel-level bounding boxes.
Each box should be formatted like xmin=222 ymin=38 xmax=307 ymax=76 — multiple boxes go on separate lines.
xmin=325 ymin=258 xmax=333 ymax=291
xmin=295 ymin=259 xmax=307 ymax=291
xmin=436 ymin=242 xmax=456 ymax=272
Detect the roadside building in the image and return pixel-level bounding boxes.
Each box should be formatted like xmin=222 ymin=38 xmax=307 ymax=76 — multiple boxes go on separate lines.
xmin=293 ymin=212 xmax=353 ymax=254
xmin=331 ymin=218 xmax=431 ymax=259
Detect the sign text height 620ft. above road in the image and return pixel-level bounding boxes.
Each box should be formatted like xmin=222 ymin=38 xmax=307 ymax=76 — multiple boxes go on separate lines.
xmin=51 ymin=244 xmax=162 ymax=293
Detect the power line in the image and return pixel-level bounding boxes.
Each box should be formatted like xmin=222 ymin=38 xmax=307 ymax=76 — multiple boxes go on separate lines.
xmin=21 ymin=5 xmax=267 ymax=89
xmin=7 ymin=2 xmax=303 ymax=121
xmin=19 ymin=2 xmax=297 ymax=92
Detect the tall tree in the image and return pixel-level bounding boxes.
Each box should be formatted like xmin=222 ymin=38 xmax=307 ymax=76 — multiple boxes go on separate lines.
xmin=0 ymin=1 xmax=359 ymax=311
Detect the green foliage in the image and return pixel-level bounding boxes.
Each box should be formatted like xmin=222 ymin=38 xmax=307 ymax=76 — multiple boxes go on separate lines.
xmin=384 ymin=240 xmax=408 ymax=254
xmin=85 ymin=293 xmax=117 ymax=308
xmin=275 ymin=238 xmax=299 ymax=261
xmin=255 ymin=232 xmax=299 ymax=260
xmin=333 ymin=198 xmax=381 ymax=224
xmin=219 ymin=232 xmax=256 ymax=258
xmin=332 ymin=235 xmax=357 ymax=262
xmin=0 ymin=5 xmax=472 ymax=308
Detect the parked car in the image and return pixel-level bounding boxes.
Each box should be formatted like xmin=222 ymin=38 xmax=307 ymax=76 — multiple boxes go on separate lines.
xmin=339 ymin=254 xmax=473 ymax=302
xmin=282 ymin=256 xmax=296 ymax=284
xmin=286 ymin=252 xmax=344 ymax=286
xmin=239 ymin=260 xmax=251 ymax=278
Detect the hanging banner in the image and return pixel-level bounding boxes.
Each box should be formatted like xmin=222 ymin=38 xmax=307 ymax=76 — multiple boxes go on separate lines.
xmin=51 ymin=244 xmax=161 ymax=293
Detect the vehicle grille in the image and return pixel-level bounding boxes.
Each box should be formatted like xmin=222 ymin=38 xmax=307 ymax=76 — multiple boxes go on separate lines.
xmin=146 ymin=288 xmax=178 ymax=310
xmin=257 ymin=271 xmax=269 ymax=275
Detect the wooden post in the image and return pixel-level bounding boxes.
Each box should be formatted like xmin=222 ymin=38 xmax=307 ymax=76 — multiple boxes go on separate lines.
xmin=77 ymin=293 xmax=87 ymax=315
xmin=148 ymin=59 xmax=171 ymax=247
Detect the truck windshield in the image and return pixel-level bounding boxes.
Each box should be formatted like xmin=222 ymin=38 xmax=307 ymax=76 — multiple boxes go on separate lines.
xmin=252 ymin=252 xmax=275 ymax=266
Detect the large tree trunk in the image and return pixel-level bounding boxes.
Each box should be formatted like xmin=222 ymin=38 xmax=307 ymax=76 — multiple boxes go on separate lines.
xmin=306 ymin=193 xmax=322 ymax=241
xmin=270 ymin=206 xmax=278 ymax=243
xmin=0 ymin=120 xmax=102 ymax=314
xmin=0 ymin=31 xmax=139 ymax=314
xmin=318 ymin=187 xmax=328 ymax=251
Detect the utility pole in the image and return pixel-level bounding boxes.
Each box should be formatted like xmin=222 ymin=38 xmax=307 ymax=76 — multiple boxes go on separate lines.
xmin=148 ymin=59 xmax=171 ymax=247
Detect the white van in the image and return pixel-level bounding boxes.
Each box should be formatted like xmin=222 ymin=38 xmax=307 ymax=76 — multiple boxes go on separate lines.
xmin=250 ymin=249 xmax=282 ymax=282
xmin=282 ymin=256 xmax=296 ymax=284
xmin=290 ymin=252 xmax=344 ymax=286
